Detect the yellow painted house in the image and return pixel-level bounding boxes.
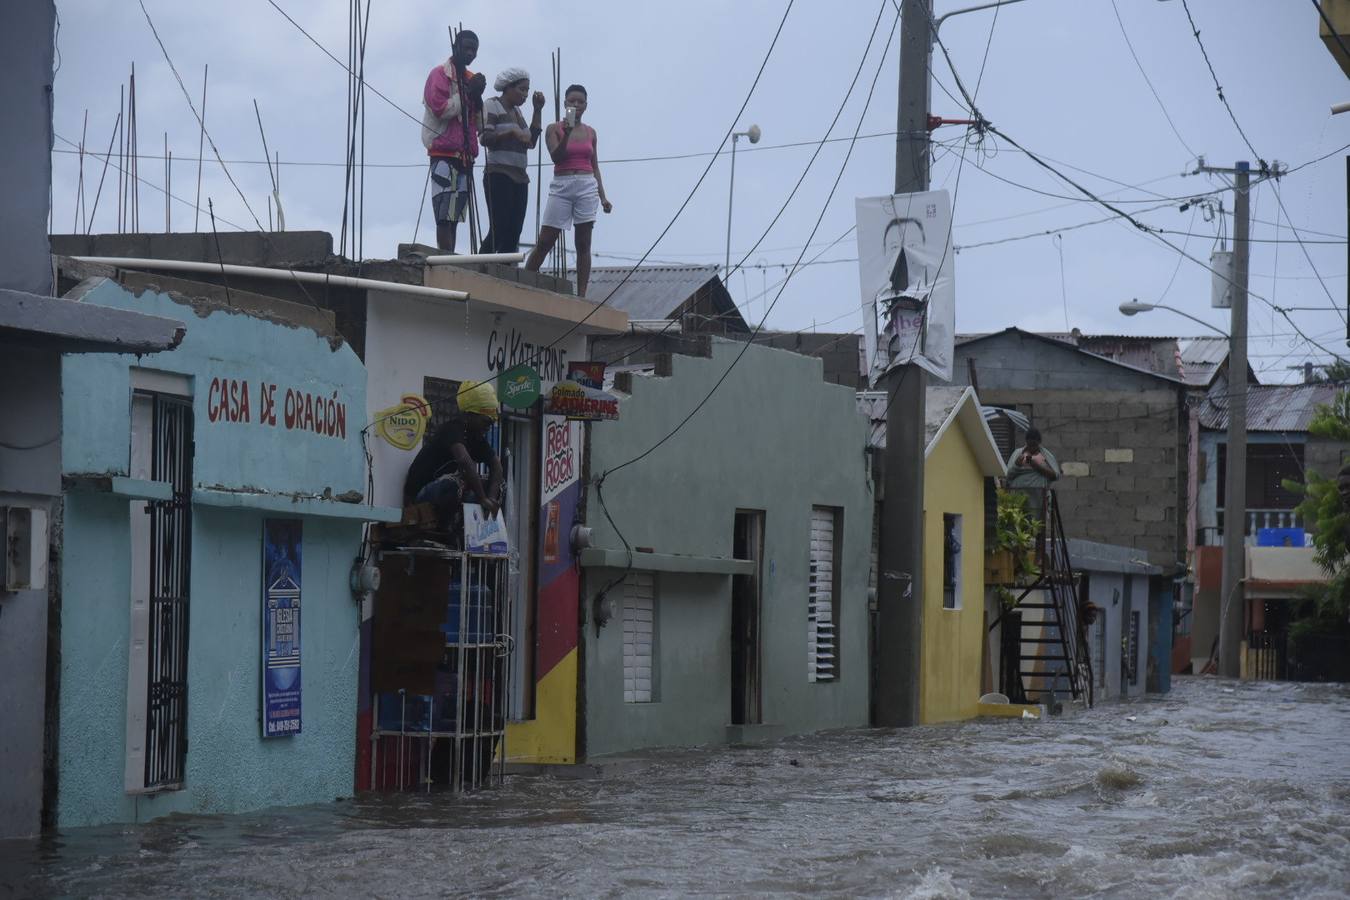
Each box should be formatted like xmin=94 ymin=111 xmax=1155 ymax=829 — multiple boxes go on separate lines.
xmin=920 ymin=386 xmax=1006 ymax=724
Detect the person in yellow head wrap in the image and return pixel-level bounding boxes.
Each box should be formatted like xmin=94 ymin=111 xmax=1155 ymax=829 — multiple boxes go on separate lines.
xmin=403 ymin=380 xmax=503 ymax=528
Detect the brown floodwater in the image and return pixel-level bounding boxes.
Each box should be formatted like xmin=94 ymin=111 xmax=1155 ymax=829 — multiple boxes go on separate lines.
xmin=3 ymin=676 xmax=1348 ymax=898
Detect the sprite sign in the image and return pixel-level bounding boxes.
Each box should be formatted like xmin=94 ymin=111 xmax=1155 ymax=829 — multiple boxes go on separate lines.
xmin=498 ymin=364 xmax=542 ymax=410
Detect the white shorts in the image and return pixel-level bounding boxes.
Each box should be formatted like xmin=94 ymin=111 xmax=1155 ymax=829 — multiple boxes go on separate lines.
xmin=542 ymin=174 xmax=599 ymax=231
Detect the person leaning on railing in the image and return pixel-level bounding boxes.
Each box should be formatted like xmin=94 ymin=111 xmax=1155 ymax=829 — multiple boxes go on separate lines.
xmin=1004 ymin=426 xmax=1060 ymax=534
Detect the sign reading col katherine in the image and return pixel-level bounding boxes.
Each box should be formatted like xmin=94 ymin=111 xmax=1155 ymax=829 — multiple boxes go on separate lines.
xmin=262 ymin=519 xmax=302 ymax=737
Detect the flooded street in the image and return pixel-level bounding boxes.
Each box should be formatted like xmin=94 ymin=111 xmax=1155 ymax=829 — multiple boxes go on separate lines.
xmin=4 ymin=676 xmax=1349 ymax=898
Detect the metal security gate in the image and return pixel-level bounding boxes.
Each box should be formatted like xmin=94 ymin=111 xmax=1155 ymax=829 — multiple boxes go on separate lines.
xmin=146 ymin=395 xmax=192 ymax=789
xmin=370 ymin=550 xmax=512 ymax=792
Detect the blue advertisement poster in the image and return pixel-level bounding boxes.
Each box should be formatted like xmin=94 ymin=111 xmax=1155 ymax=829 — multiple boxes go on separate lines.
xmin=262 ymin=518 xmax=302 ymax=737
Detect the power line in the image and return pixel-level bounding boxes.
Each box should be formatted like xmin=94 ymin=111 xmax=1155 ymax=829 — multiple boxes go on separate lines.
xmin=919 ymin=5 xmax=1346 ymax=366
xmin=599 ymin=0 xmax=902 ymax=482
xmin=265 ymin=0 xmax=423 ymax=131
xmin=1109 ymin=0 xmax=1198 ymax=161
xmin=859 ymin=0 xmax=999 ymax=435
xmin=598 ymin=2 xmax=903 ymax=369
xmin=137 ymin=0 xmax=266 ymax=232
xmin=360 ymin=0 xmax=800 ymax=434
xmin=1314 ymin=0 xmax=1350 ymax=68
xmin=986 ymin=122 xmax=1348 ymax=364
xmin=1178 ymin=0 xmax=1265 ymax=171
xmin=523 ymin=0 xmax=800 ymax=362
xmin=53 ymin=131 xmax=249 ymax=231
xmin=47 ymin=129 xmax=916 ymax=171
xmin=1177 ymin=0 xmax=1346 ymax=326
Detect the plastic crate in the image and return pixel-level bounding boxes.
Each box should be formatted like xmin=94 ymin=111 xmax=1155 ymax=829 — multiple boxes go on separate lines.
xmin=377 ymin=692 xmax=432 ymax=732
xmin=444 ymin=581 xmax=495 ymax=644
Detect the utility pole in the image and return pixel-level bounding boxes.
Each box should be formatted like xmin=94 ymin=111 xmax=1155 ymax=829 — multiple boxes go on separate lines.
xmin=1209 ymin=160 xmax=1252 ymax=679
xmin=874 ymin=0 xmax=932 ymax=727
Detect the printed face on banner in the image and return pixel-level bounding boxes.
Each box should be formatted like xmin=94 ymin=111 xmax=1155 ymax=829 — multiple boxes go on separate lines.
xmin=855 ymin=191 xmax=955 ymax=384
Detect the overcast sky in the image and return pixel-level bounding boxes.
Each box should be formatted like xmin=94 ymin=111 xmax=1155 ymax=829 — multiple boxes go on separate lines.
xmin=50 ymin=0 xmax=1349 ymax=382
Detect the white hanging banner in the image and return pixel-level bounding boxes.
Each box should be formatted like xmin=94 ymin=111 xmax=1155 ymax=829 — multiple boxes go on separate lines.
xmin=855 ymin=190 xmax=955 ymax=385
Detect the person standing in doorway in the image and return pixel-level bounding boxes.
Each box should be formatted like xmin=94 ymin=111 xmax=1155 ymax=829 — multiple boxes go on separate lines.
xmin=421 ymin=30 xmax=486 ymax=253
xmin=524 ymin=84 xmax=612 ymax=297
xmin=480 ymin=68 xmax=545 ymax=254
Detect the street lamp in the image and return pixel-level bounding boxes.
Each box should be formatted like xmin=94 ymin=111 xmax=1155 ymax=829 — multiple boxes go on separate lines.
xmin=1118 ymin=299 xmax=1228 ymax=337
xmin=726 ymin=124 xmax=762 ymax=277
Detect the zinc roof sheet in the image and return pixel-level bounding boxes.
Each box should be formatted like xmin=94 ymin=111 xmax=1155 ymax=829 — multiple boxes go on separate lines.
xmin=1198 ymin=381 xmax=1338 ymax=432
xmin=581 ymin=265 xmax=747 ymax=328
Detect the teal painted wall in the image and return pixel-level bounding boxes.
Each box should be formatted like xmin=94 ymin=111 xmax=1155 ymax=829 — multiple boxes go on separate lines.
xmin=58 ymin=501 xmax=361 ymax=827
xmin=58 ymin=278 xmax=369 ymax=828
xmin=62 ymin=278 xmax=364 ymax=498
xmin=582 ymin=339 xmax=873 ymax=756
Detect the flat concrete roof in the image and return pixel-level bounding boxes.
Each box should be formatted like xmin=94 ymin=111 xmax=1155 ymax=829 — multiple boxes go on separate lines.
xmin=423 ymin=264 xmax=628 ymax=334
xmin=0 ymin=287 xmax=184 ymax=354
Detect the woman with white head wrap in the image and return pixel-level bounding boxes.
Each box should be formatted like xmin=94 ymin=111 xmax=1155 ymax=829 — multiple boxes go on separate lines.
xmin=479 ymin=68 xmax=545 ymax=253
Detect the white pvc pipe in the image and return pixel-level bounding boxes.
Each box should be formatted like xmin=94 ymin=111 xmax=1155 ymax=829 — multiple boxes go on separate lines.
xmin=71 ymin=257 xmax=470 ymax=302
xmin=424 ymin=252 xmax=526 ymax=266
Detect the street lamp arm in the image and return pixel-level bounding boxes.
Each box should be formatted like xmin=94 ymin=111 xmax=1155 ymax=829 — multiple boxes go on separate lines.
xmin=1119 ymin=300 xmax=1227 ymax=337
xmin=934 ymin=0 xmax=1030 ymax=33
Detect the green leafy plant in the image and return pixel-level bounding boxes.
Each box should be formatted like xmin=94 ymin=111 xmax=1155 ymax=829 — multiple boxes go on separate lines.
xmin=1283 ymin=388 xmax=1350 ymax=627
xmin=993 ymin=488 xmax=1039 ymax=587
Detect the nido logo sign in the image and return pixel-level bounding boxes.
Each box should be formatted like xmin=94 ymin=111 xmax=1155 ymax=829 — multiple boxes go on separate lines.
xmin=374 ymin=394 xmax=431 ymax=451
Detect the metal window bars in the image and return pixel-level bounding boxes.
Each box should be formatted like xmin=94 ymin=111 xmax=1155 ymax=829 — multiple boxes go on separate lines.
xmin=370 ymin=549 xmax=512 ymax=792
xmin=145 ymin=394 xmax=193 ymax=789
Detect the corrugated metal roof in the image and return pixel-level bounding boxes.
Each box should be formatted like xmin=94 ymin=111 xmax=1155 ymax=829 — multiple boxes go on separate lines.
xmin=857 ymin=386 xmax=970 ymax=450
xmin=1178 ymin=336 xmax=1229 ymax=387
xmin=582 ymin=265 xmax=740 ymax=325
xmin=925 ymin=386 xmax=969 ymax=448
xmin=1075 ymin=336 xmax=1182 ymax=379
xmin=955 ymin=327 xmax=1186 ymax=384
xmin=1198 ymin=381 xmax=1338 ymax=432
xmin=960 ymin=329 xmax=1229 ymax=382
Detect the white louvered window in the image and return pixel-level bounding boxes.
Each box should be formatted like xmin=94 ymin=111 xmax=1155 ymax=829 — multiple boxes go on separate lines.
xmin=623 ymin=572 xmax=657 ymax=703
xmin=808 ymin=507 xmax=841 ymax=682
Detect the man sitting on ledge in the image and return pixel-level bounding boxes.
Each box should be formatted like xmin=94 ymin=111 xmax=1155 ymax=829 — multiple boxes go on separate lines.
xmin=403 ymin=380 xmax=503 ymax=531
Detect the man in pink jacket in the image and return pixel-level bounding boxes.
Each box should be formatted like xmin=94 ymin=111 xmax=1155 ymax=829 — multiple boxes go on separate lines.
xmin=422 ymin=30 xmax=486 ymax=252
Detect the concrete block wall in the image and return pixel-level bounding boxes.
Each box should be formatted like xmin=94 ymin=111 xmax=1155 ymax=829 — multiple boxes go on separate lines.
xmin=1306 ymin=436 xmax=1350 ymax=482
xmin=977 ymin=388 xmax=1185 ymax=567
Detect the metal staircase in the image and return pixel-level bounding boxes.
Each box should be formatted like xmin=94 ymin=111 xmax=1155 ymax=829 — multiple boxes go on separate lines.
xmin=1003 ymin=490 xmax=1094 ymax=707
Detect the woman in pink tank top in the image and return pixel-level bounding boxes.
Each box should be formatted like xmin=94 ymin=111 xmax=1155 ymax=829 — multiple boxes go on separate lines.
xmin=525 ymin=84 xmax=613 ymax=297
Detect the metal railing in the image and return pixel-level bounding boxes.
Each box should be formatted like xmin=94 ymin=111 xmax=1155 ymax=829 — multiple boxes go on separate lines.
xmin=993 ymin=489 xmax=1094 ymax=707
xmin=1246 ymin=629 xmax=1287 ymax=681
xmin=1200 ymin=508 xmax=1304 ymax=546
